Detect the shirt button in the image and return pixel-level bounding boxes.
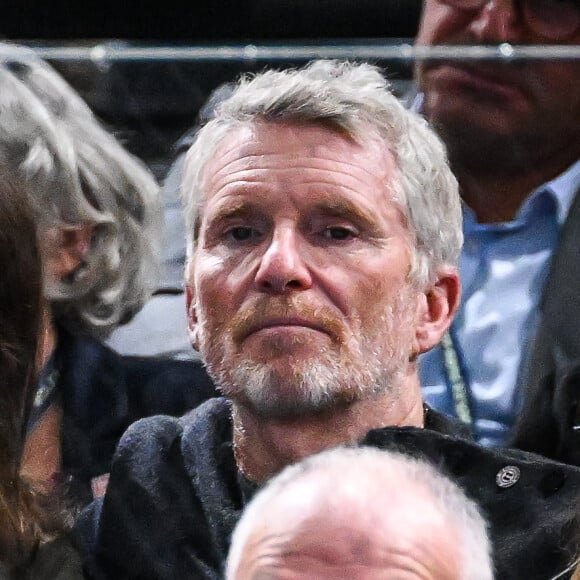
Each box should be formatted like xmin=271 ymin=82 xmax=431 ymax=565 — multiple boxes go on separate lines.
xmin=496 ymin=465 xmax=520 ymax=488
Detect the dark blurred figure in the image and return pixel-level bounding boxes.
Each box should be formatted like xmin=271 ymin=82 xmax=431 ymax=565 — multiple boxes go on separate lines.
xmin=0 ymin=172 xmax=83 ymax=579
xmin=415 ymin=0 xmax=580 ymax=453
xmin=0 ymin=43 xmax=216 ymax=505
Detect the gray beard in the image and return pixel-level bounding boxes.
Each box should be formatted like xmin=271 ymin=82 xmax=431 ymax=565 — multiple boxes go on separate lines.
xmin=197 ymin=296 xmax=416 ymax=420
xmin=217 ymin=353 xmax=405 ymax=420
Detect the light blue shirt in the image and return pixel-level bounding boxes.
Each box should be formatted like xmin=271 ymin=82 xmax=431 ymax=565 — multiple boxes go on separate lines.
xmin=420 ymin=160 xmax=580 ymax=447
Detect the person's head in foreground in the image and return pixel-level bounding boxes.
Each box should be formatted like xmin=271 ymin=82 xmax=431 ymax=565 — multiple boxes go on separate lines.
xmin=183 ymin=59 xmax=462 ymax=482
xmin=226 ymin=447 xmax=494 ymax=580
xmin=0 ymin=44 xmax=161 ymax=346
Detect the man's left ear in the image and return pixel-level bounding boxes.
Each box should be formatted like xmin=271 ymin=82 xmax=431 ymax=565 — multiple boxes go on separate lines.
xmin=413 ymin=268 xmax=461 ymax=356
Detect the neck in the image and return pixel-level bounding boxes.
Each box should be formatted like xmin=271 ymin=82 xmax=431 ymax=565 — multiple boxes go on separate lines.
xmin=232 ymin=375 xmax=424 ymax=484
xmin=458 ymin=170 xmax=546 ymax=223
xmin=449 ymin=139 xmax=579 ymax=224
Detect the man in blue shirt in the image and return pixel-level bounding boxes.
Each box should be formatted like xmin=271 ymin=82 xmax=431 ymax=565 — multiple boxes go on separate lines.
xmin=416 ymin=0 xmax=580 ymax=448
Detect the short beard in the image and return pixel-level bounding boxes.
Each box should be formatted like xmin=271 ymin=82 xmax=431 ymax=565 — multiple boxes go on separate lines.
xmin=196 ymin=291 xmax=417 ymax=420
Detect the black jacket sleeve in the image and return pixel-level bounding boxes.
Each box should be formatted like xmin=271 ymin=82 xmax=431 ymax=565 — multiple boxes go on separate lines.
xmin=80 ymin=415 xmax=222 ymax=580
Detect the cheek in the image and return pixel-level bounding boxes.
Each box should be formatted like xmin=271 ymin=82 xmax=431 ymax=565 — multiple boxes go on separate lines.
xmin=321 ymin=246 xmax=413 ymax=319
xmin=348 ymin=272 xmax=411 ymax=325
xmin=195 ymin=263 xmax=257 ymax=340
xmin=534 ymin=63 xmax=580 ymax=106
xmin=415 ymin=1 xmax=467 ymax=46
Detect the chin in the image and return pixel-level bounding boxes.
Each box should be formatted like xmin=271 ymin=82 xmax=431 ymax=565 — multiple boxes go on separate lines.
xmin=219 ymin=356 xmax=395 ymax=421
xmin=234 ymin=361 xmax=348 ymax=416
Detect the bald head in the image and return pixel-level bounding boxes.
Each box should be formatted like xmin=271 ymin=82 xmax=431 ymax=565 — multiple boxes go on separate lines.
xmin=226 ymin=448 xmax=493 ymax=580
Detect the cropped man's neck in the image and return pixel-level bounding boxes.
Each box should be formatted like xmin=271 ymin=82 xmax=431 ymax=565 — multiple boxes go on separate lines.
xmin=459 ymin=171 xmax=544 ymax=223
xmin=452 ymin=147 xmax=579 ymax=224
xmin=232 ymin=378 xmax=424 ymax=485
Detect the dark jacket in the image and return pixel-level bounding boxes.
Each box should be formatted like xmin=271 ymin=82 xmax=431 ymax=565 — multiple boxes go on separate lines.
xmin=511 ymin=361 xmax=580 ymax=466
xmin=55 ymin=329 xmax=217 ymax=504
xmin=511 ymin=184 xmax=580 ymax=464
xmin=18 ymin=536 xmax=85 ymax=580
xmin=81 ymin=397 xmax=580 ymax=580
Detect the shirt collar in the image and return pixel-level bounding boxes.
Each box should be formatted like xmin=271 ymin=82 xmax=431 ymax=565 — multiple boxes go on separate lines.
xmin=462 ymin=162 xmax=578 ymax=231
xmin=411 ymin=91 xmax=579 ymax=226
xmin=545 ymin=159 xmax=580 ymax=225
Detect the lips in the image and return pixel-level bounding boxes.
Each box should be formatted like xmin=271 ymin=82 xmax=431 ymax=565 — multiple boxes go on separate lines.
xmin=243 ymin=317 xmax=330 ymax=339
xmin=425 ymin=62 xmax=527 ymax=102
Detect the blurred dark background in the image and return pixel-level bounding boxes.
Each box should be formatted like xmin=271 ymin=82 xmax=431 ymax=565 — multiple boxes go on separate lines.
xmin=3 ymin=0 xmax=422 ymax=41
xmin=3 ymin=0 xmax=422 ymax=175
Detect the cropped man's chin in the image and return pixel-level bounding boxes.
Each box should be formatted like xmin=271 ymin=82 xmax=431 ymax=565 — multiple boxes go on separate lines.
xmin=233 ymin=390 xmax=355 ymax=421
xmin=240 ymin=331 xmax=335 ymax=359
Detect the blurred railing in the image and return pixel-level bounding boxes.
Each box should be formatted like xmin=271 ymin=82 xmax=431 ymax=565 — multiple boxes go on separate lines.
xmin=14 ymin=41 xmax=580 ymax=62
xmin=8 ymin=40 xmax=579 ymax=177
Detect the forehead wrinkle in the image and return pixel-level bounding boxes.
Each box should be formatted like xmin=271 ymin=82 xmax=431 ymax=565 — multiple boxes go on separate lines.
xmin=207 ymin=153 xmax=396 ymax=184
xmin=204 ymin=167 xmax=394 ymax=209
xmin=205 ymin=134 xmax=395 ymax=191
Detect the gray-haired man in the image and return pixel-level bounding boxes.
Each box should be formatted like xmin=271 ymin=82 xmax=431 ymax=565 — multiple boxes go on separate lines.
xmin=83 ymin=61 xmax=580 ymax=580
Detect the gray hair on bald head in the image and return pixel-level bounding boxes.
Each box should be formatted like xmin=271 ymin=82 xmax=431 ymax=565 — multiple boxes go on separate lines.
xmin=182 ymin=60 xmax=462 ymax=287
xmin=226 ymin=446 xmax=494 ymax=580
xmin=0 ymin=44 xmax=161 ymax=338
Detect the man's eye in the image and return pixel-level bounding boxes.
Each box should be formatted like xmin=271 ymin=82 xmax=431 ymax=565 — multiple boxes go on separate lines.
xmin=227 ymin=226 xmax=258 ymax=241
xmin=322 ymin=226 xmax=355 ymax=241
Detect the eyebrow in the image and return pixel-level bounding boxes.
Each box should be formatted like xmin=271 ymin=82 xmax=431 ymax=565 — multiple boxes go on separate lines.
xmin=206 ymin=199 xmax=258 ymax=225
xmin=197 ymin=189 xmax=390 ymax=239
xmin=309 ymin=196 xmax=380 ymax=229
xmin=197 ymin=199 xmax=261 ymax=240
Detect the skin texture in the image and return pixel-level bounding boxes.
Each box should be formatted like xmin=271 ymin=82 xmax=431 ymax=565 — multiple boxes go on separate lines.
xmin=415 ymin=0 xmax=580 ymax=222
xmin=234 ymin=477 xmax=462 ymax=580
xmin=186 ymin=121 xmax=459 ymax=483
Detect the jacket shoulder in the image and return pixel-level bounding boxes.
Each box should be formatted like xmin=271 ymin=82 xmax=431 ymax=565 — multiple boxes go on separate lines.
xmin=363 ymin=426 xmax=580 ymax=579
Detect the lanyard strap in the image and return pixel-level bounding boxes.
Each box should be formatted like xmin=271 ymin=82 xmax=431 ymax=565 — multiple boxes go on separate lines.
xmin=441 ymin=330 xmax=474 ymax=428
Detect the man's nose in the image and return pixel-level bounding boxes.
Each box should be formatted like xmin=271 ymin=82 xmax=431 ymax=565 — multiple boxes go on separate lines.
xmin=468 ymin=0 xmax=524 ymax=43
xmin=254 ymin=228 xmax=313 ymax=294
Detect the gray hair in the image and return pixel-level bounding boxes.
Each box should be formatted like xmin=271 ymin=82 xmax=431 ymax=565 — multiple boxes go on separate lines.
xmin=226 ymin=447 xmax=494 ymax=580
xmin=0 ymin=44 xmax=162 ymax=338
xmin=182 ymin=60 xmax=462 ymax=286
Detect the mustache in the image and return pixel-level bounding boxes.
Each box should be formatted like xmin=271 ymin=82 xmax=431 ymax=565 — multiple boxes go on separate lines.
xmin=230 ymin=296 xmax=345 ymax=345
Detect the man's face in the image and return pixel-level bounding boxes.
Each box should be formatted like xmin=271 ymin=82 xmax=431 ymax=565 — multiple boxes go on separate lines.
xmin=187 ymin=122 xmax=423 ymax=418
xmin=415 ymin=0 xmax=580 ymax=161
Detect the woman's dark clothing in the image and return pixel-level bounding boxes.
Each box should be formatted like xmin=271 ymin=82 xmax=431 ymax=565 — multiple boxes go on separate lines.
xmin=54 ymin=329 xmax=217 ymax=505
xmin=17 ymin=536 xmax=84 ymax=580
xmin=81 ymin=397 xmax=580 ymax=580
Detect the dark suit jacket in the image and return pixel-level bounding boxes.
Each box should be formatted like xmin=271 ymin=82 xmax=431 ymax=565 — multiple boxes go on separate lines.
xmin=511 ymin=183 xmax=580 ymax=464
xmin=55 ymin=329 xmax=217 ymax=504
xmin=81 ymin=398 xmax=580 ymax=580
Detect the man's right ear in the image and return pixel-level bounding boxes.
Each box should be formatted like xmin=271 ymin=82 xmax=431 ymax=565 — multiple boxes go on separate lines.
xmin=186 ymin=285 xmax=200 ymax=351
